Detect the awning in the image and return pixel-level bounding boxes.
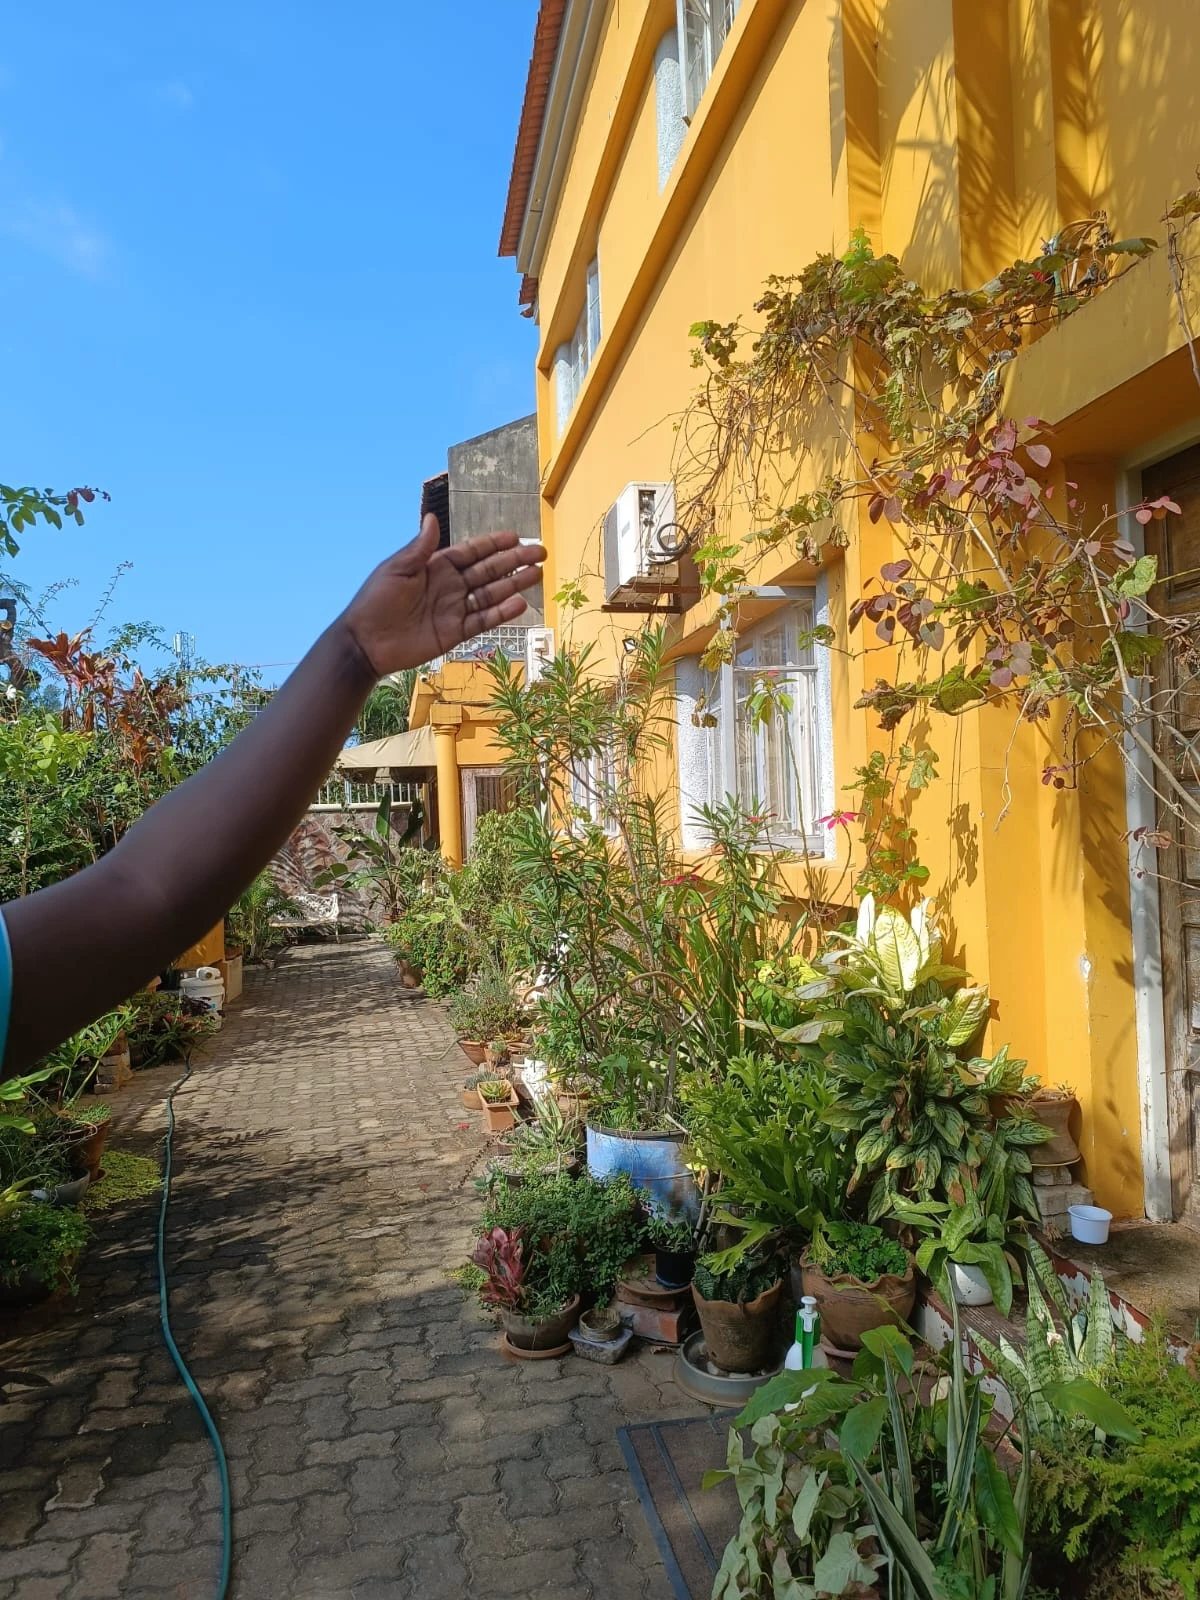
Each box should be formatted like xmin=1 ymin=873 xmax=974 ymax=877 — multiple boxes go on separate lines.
xmin=334 ymin=725 xmax=437 ymax=777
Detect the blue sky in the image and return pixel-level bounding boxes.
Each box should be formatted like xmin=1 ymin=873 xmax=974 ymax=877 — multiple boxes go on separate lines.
xmin=1 ymin=2 xmax=538 ymax=681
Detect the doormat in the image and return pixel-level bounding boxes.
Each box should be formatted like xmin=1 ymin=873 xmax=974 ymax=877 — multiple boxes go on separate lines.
xmin=617 ymin=1413 xmax=740 ymax=1600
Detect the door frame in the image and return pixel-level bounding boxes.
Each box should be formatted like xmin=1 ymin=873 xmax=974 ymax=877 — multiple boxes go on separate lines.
xmin=1119 ymin=421 xmax=1200 ymax=1220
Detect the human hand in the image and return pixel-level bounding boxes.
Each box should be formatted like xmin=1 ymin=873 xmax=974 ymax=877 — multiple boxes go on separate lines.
xmin=341 ymin=514 xmax=547 ymax=678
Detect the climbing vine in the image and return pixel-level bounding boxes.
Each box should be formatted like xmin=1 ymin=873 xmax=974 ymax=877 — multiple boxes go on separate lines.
xmin=674 ymin=201 xmax=1200 ymax=892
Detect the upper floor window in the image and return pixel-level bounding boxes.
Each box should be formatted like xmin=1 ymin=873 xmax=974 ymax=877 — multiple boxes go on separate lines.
xmin=676 ymin=599 xmax=829 ymax=851
xmin=555 ymin=256 xmax=601 ymax=436
xmin=678 ymin=0 xmax=740 ymax=118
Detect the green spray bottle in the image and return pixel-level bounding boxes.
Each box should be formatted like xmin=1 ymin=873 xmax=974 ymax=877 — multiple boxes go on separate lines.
xmin=784 ymin=1295 xmax=827 ymax=1396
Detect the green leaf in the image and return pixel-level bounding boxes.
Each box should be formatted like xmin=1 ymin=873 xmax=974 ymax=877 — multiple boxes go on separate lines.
xmin=1043 ymin=1378 xmax=1142 ymax=1442
xmin=939 ymin=985 xmax=990 ymax=1046
xmin=974 ymin=1444 xmax=1022 ymax=1557
xmin=839 ymin=1395 xmax=887 ymax=1461
xmin=734 ymin=1369 xmax=857 ymax=1429
xmin=1111 ymin=554 xmax=1159 ymax=598
xmin=811 ymin=1530 xmax=880 ymax=1595
xmin=791 ymin=1468 xmax=823 ymax=1541
xmin=858 ymin=1323 xmax=914 ymax=1376
xmin=844 ymin=1458 xmax=945 ymax=1600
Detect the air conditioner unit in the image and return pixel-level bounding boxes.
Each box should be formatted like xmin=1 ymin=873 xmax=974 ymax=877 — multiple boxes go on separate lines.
xmin=602 ymin=482 xmax=677 ymax=602
xmin=525 ymin=626 xmax=555 ymax=684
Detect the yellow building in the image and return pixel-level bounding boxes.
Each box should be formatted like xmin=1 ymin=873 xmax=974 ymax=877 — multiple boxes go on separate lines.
xmin=491 ymin=0 xmax=1200 ymax=1225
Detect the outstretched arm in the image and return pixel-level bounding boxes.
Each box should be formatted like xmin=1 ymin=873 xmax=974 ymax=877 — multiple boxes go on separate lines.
xmin=2 ymin=515 xmax=545 ymax=1072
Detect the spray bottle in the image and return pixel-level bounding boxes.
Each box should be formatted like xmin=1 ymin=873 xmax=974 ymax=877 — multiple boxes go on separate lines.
xmin=784 ymin=1295 xmax=828 ymax=1398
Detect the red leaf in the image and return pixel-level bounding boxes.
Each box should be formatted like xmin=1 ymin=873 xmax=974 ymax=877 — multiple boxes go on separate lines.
xmin=883 ymin=496 xmax=903 ymax=522
xmin=880 ymin=560 xmax=912 ymax=582
xmin=875 ymin=616 xmax=896 ymax=643
xmin=1026 ymin=443 xmax=1052 ymax=468
xmin=868 ymin=494 xmax=885 ymax=523
xmin=1135 ymin=507 xmax=1154 ymax=525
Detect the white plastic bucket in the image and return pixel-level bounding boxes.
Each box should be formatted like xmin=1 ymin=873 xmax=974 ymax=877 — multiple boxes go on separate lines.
xmin=181 ymin=967 xmax=225 ymax=1013
xmin=1068 ymin=1204 xmax=1112 ymax=1245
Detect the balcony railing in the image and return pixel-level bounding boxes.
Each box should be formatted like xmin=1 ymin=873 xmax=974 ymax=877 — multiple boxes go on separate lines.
xmin=312 ymin=777 xmax=425 ymax=812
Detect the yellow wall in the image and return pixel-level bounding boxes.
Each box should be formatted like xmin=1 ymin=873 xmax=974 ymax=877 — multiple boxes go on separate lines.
xmin=502 ymin=0 xmax=1200 ymax=1217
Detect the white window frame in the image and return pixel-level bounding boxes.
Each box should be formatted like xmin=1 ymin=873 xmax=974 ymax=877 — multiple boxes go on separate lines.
xmin=555 ymin=255 xmax=602 ymax=437
xmin=677 ymin=597 xmax=829 ymax=851
xmin=677 ymin=0 xmax=740 ymax=119
xmin=569 ymin=739 xmax=619 ymax=838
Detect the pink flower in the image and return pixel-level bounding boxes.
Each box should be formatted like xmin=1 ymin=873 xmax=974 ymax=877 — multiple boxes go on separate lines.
xmin=663 ymin=872 xmax=705 ymax=888
xmin=817 ymin=810 xmax=859 ymax=829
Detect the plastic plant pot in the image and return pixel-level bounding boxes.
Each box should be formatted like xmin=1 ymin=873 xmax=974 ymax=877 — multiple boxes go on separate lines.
xmin=1068 ymin=1204 xmax=1112 ymax=1245
xmin=948 ymin=1262 xmax=993 ymax=1306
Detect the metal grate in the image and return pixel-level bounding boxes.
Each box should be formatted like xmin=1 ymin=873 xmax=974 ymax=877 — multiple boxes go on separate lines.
xmin=428 ymin=625 xmax=531 ymax=670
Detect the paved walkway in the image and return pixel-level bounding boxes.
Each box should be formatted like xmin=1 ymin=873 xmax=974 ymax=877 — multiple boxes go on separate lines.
xmin=0 ymin=943 xmax=705 ymax=1599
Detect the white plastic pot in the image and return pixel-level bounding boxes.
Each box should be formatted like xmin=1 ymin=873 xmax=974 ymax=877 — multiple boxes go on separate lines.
xmin=1068 ymin=1204 xmax=1112 ymax=1245
xmin=948 ymin=1262 xmax=993 ymax=1306
xmin=180 ymin=966 xmax=225 ymax=1014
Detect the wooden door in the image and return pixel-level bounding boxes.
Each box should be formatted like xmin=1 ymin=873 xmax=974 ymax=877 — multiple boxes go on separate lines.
xmin=1143 ymin=445 xmax=1200 ymax=1221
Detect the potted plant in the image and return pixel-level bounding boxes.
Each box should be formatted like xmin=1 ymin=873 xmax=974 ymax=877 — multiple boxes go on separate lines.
xmin=477 ymin=1170 xmax=646 ymax=1327
xmin=448 ymin=965 xmax=526 ymax=1067
xmin=461 ymin=1070 xmax=491 ymax=1110
xmin=63 ymin=1103 xmax=113 ymax=1184
xmin=648 ymin=1214 xmax=697 ymax=1289
xmin=691 ymin=1253 xmax=784 ymax=1374
xmin=912 ymin=1192 xmax=1023 ymax=1313
xmin=478 ymin=1079 xmax=519 ymax=1134
xmin=490 ymin=1094 xmax=581 ymax=1183
xmin=1028 ymin=1082 xmax=1082 ymax=1166
xmin=579 ymin=1301 xmax=623 ymax=1343
xmin=0 ymin=1201 xmax=90 ymax=1307
xmin=798 ymin=1218 xmax=915 ymax=1352
xmin=470 ymin=1225 xmax=580 ymax=1354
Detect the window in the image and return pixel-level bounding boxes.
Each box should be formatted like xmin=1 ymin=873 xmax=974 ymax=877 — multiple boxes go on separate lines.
xmin=555 ymin=256 xmax=602 ymax=436
xmin=569 ymin=739 xmax=619 ymax=837
xmin=677 ymin=0 xmax=740 ymax=118
xmin=677 ymin=600 xmax=829 ymax=849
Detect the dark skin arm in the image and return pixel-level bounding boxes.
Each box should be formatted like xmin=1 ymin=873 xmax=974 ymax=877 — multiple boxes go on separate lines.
xmin=2 ymin=514 xmax=546 ymax=1073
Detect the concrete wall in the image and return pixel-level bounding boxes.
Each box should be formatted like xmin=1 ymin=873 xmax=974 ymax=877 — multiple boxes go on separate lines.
xmin=448 ymin=414 xmax=544 ymax=624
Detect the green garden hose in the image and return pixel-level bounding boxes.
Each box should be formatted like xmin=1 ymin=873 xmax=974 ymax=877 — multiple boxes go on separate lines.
xmin=158 ymin=1055 xmax=233 ymax=1598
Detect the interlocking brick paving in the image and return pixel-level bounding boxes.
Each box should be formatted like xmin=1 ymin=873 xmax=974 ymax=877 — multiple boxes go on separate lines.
xmin=0 ymin=941 xmax=705 ymax=1598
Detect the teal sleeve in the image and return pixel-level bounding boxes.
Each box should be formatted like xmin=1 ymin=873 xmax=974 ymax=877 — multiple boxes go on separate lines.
xmin=0 ymin=909 xmax=10 ymax=1069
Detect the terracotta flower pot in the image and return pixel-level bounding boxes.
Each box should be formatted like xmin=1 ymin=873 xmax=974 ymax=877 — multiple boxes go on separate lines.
xmin=459 ymin=1040 xmax=488 ymax=1067
xmin=1030 ymin=1093 xmax=1081 ymax=1165
xmin=480 ymin=1089 xmax=518 ymax=1133
xmin=555 ymin=1091 xmax=590 ymax=1123
xmin=691 ymin=1279 xmax=783 ymax=1374
xmin=460 ymin=1088 xmax=483 ymax=1110
xmin=798 ymin=1252 xmax=916 ymax=1353
xmin=67 ymin=1118 xmax=112 ymax=1184
xmin=502 ymin=1295 xmax=581 ymax=1351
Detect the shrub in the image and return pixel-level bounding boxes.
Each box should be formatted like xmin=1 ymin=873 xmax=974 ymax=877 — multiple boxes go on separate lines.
xmin=808 ymin=1219 xmax=909 ymax=1282
xmin=478 ymin=1172 xmax=645 ymax=1309
xmin=0 ymin=1203 xmax=90 ymax=1292
xmin=1030 ymin=1319 xmax=1200 ymax=1598
xmin=447 ymin=964 xmax=525 ymax=1040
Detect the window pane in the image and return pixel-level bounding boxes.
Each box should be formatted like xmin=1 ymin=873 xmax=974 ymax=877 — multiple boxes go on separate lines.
xmin=731 ymin=601 xmax=820 ymax=838
xmin=586 ymin=259 xmax=602 ymax=359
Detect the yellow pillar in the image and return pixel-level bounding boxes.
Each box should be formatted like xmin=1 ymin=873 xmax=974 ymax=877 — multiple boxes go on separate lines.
xmin=433 ymin=720 xmax=463 ymax=867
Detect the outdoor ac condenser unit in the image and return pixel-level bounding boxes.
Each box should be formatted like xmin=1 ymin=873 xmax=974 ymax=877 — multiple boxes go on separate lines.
xmin=602 ymin=482 xmax=675 ymax=601
xmin=524 ymin=626 xmax=555 ymax=683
